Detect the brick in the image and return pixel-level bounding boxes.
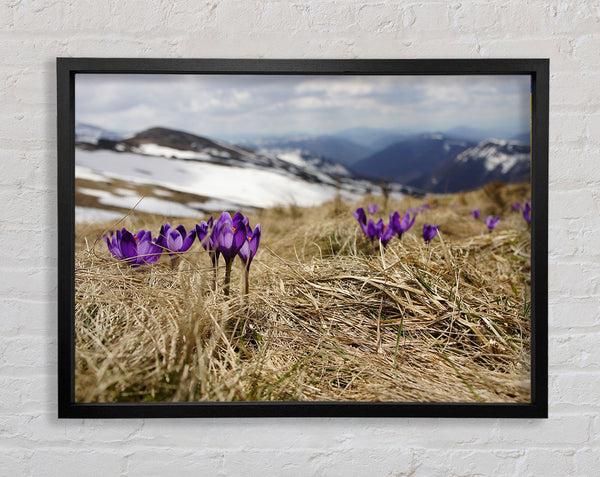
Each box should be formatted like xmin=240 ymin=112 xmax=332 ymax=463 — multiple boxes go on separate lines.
xmin=492 ymin=415 xmax=590 ymax=446
xmin=2 ymin=299 xmax=55 ymax=336
xmin=572 ymin=33 xmax=600 ymax=67
xmin=519 ymin=449 xmax=577 ymax=476
xmin=11 ymin=0 xmax=67 ymax=32
xmin=548 ymin=330 xmax=600 ymax=368
xmin=575 ymin=448 xmax=600 ymax=476
xmin=356 ymin=3 xmax=402 ymax=33
xmin=551 ymin=112 xmax=587 ymax=144
xmin=0 ymin=335 xmax=56 ymax=374
xmin=126 ymin=449 xmax=223 ymax=477
xmin=0 ymin=449 xmax=33 ymax=476
xmin=30 ymin=449 xmax=123 ymax=477
xmin=0 ymin=377 xmax=48 ymax=414
xmin=549 ymin=299 xmax=600 ymax=329
xmin=410 ymin=3 xmax=453 ymax=32
xmin=548 ymin=261 xmax=600 ymax=297
xmin=551 ymin=373 xmax=600 ymax=408
xmin=586 ymin=113 xmax=600 ymax=144
xmin=552 ymin=71 xmax=600 ymax=107
xmin=413 ymin=448 xmax=522 ymax=477
xmin=549 ymin=189 xmax=599 ymax=220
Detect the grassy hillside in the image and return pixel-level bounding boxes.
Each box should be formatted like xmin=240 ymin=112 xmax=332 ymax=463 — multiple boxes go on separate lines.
xmin=74 ymin=182 xmax=531 ymax=403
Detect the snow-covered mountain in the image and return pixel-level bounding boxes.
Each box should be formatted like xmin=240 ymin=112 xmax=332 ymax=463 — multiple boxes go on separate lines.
xmin=422 ymin=139 xmax=530 ymax=193
xmin=351 ymin=134 xmax=474 ymax=186
xmin=75 ymin=126 xmax=410 ymax=222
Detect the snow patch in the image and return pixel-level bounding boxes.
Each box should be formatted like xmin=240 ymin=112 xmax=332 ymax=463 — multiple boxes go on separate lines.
xmin=135 ymin=143 xmax=211 ymax=160
xmin=76 ymin=206 xmax=128 ymax=223
xmin=76 ymin=148 xmax=357 ymax=209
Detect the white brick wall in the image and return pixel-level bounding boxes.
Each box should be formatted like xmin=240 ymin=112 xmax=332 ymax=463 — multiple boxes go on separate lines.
xmin=1 ymin=0 xmax=598 ymax=475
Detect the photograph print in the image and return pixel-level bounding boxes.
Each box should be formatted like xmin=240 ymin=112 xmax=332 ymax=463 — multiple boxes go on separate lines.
xmin=68 ymin=62 xmax=539 ymax=412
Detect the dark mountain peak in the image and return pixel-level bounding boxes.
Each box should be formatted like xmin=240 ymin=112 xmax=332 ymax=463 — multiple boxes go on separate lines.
xmin=124 ymin=127 xmax=218 ymax=152
xmin=351 ymin=135 xmax=474 ymax=185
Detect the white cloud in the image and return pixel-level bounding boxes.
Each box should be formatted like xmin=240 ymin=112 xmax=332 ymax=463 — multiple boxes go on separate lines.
xmin=75 ymin=74 xmax=531 ymax=139
xmin=295 ymin=78 xmax=375 ymax=97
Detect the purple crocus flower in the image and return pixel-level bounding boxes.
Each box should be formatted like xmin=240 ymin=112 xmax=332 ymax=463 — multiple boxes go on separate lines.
xmin=215 ymin=212 xmax=247 ymax=296
xmin=353 ymin=207 xmax=367 ymax=226
xmin=422 ymin=224 xmax=439 ymax=244
xmin=511 ymin=201 xmax=521 ymax=211
xmin=484 ymin=216 xmax=500 ymax=231
xmin=364 ymin=218 xmax=380 ymax=243
xmin=196 ymin=216 xmax=215 ymax=251
xmin=522 ymin=202 xmax=531 ymax=223
xmin=378 ymin=220 xmax=396 ymax=247
xmin=105 ymin=228 xmax=162 ymax=267
xmin=157 ymin=223 xmax=196 ymax=266
xmin=215 ymin=213 xmax=247 ymax=264
xmin=471 ymin=209 xmax=481 ymax=219
xmin=367 ymin=204 xmax=378 ymax=214
xmin=238 ymin=223 xmax=262 ymax=294
xmin=389 ymin=211 xmax=416 ymax=239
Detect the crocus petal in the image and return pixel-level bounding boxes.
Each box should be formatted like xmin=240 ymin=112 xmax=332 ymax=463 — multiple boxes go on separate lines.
xmin=388 ymin=211 xmax=400 ymax=233
xmin=218 ymin=212 xmax=232 ymax=227
xmin=233 ymin=225 xmax=247 ymax=250
xmin=137 ymin=230 xmax=149 ymax=242
xmin=522 ymin=202 xmax=531 ymax=223
xmin=422 ymin=224 xmax=439 ymax=243
xmin=238 ymin=240 xmax=249 ymax=265
xmin=119 ymin=230 xmax=138 ymax=262
xmin=366 ymin=219 xmax=377 ymax=241
xmin=137 ymin=237 xmax=161 ymax=263
xmin=218 ymin=227 xmax=234 ymax=260
xmin=367 ymin=204 xmax=378 ymax=214
xmin=249 ymin=224 xmax=261 ymax=257
xmin=167 ymin=229 xmax=184 ymax=251
xmin=181 ymin=229 xmax=196 ymax=252
xmin=195 ymin=222 xmax=209 ymax=246
xmin=353 ymin=207 xmax=367 ymax=226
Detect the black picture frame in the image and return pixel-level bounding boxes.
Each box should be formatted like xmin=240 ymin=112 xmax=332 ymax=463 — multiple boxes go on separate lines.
xmin=57 ymin=58 xmax=548 ymax=419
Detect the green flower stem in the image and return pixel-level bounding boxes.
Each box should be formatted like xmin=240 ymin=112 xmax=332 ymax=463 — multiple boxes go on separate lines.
xmin=244 ymin=268 xmax=250 ymax=295
xmin=224 ymin=261 xmax=233 ymax=296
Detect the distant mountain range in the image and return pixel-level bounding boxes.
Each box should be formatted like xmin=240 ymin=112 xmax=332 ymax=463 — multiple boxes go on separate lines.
xmin=422 ymin=139 xmax=530 ymax=193
xmin=351 ymin=134 xmax=475 ymax=186
xmin=74 ymin=125 xmax=417 ymax=220
xmin=238 ymin=135 xmax=373 ymax=166
xmin=75 ymin=122 xmax=128 ymax=143
xmin=75 ymin=123 xmax=530 ymax=203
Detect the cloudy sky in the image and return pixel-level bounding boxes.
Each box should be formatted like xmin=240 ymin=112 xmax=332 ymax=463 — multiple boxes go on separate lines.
xmin=76 ymin=73 xmax=531 ymax=141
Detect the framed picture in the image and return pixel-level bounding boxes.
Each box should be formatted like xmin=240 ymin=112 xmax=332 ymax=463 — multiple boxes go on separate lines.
xmin=57 ymin=58 xmax=548 ymax=418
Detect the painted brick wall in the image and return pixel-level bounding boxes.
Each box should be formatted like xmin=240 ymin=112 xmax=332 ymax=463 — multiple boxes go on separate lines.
xmin=1 ymin=1 xmax=599 ymax=475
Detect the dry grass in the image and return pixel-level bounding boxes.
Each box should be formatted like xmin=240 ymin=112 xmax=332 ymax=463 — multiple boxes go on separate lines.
xmin=75 ymin=182 xmax=531 ymax=403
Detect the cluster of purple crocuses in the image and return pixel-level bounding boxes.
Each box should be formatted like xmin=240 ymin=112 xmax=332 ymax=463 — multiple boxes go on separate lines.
xmin=104 ymin=212 xmax=261 ymax=295
xmin=511 ymin=201 xmax=531 ymax=223
xmin=470 ymin=209 xmax=501 ymax=232
xmin=353 ymin=205 xmax=439 ymax=246
xmin=196 ymin=212 xmax=261 ymax=295
xmin=470 ymin=199 xmax=531 ymax=232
